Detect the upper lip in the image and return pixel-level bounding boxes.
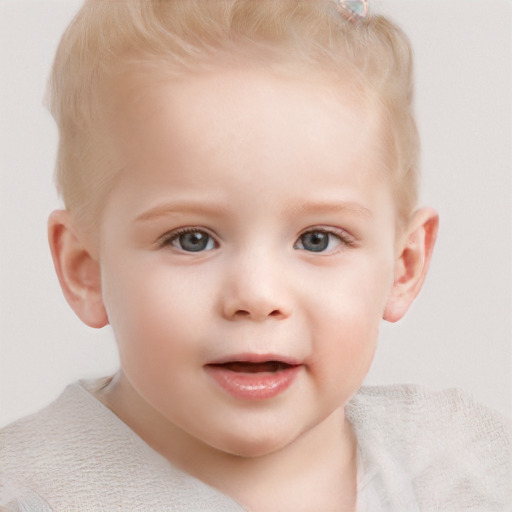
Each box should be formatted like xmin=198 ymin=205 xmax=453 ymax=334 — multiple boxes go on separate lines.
xmin=206 ymin=353 xmax=302 ymax=366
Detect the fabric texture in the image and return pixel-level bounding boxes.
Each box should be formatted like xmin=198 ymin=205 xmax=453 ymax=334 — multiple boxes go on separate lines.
xmin=1 ymin=379 xmax=510 ymax=511
xmin=347 ymin=386 xmax=512 ymax=511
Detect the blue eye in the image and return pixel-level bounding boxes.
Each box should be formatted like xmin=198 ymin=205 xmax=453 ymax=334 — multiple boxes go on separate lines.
xmin=294 ymin=230 xmax=343 ymax=253
xmin=164 ymin=229 xmax=216 ymax=252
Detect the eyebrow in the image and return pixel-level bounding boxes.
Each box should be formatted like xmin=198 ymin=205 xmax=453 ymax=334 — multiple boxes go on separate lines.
xmin=286 ymin=200 xmax=373 ymax=219
xmin=135 ymin=199 xmax=373 ymax=223
xmin=134 ymin=201 xmax=230 ymax=223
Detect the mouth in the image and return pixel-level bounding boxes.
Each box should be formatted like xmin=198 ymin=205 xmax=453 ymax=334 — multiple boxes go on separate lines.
xmin=208 ymin=360 xmax=296 ymax=374
xmin=204 ymin=356 xmax=302 ymax=400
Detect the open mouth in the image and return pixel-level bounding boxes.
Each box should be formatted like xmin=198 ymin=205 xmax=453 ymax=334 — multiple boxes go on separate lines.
xmin=208 ymin=361 xmax=294 ymax=373
xmin=205 ymin=358 xmax=302 ymax=400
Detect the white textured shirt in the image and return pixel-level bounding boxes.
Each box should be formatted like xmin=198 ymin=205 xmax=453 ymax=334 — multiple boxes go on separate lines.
xmin=1 ymin=379 xmax=510 ymax=511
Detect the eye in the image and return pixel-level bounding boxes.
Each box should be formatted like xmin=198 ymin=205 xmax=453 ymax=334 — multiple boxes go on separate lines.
xmin=294 ymin=229 xmax=347 ymax=253
xmin=161 ymin=228 xmax=216 ymax=252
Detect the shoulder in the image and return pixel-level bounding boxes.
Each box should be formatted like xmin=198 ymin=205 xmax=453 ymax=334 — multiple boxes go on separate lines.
xmin=347 ymin=385 xmax=512 ymax=509
xmin=1 ymin=381 xmax=93 ymax=468
xmin=1 ymin=379 xmax=243 ymax=511
xmin=1 ymin=379 xmax=117 ymax=472
xmin=349 ymin=383 xmax=511 ymax=431
xmin=0 ymin=380 xmax=113 ymax=510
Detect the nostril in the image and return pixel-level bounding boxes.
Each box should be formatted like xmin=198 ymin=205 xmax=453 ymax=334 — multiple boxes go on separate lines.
xmin=232 ymin=309 xmax=283 ymax=319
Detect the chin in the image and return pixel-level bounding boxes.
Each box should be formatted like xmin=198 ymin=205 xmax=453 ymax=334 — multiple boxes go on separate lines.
xmin=222 ymin=441 xmax=286 ymax=459
xmin=210 ymin=427 xmax=299 ymax=459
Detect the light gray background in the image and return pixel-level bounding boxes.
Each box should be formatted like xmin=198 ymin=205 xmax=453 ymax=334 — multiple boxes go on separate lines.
xmin=1 ymin=0 xmax=511 ymax=427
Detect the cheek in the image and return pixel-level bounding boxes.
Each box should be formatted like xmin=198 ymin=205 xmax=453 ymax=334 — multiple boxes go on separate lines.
xmin=306 ymin=258 xmax=392 ymax=384
xmin=102 ymin=261 xmax=197 ymax=357
xmin=310 ymin=309 xmax=378 ymax=409
xmin=314 ymin=305 xmax=379 ymax=371
xmin=310 ymin=254 xmax=393 ymax=323
xmin=104 ymin=254 xmax=204 ymax=325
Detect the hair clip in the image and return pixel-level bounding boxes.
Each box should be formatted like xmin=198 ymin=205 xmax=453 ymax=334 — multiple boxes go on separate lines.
xmin=334 ymin=0 xmax=369 ymax=22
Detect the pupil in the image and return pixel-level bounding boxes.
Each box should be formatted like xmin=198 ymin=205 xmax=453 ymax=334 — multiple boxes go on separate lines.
xmin=180 ymin=232 xmax=208 ymax=252
xmin=302 ymin=232 xmax=328 ymax=252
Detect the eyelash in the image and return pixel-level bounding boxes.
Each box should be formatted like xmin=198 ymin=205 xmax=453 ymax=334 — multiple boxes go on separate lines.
xmin=158 ymin=227 xmax=217 ymax=252
xmin=157 ymin=226 xmax=355 ymax=253
xmin=294 ymin=227 xmax=355 ymax=253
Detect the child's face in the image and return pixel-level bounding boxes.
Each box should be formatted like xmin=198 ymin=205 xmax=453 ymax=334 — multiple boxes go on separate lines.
xmin=97 ymin=65 xmax=398 ymax=456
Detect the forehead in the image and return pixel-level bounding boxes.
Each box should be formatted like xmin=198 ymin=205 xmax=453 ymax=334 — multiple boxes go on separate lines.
xmin=107 ymin=62 xmax=385 ymax=181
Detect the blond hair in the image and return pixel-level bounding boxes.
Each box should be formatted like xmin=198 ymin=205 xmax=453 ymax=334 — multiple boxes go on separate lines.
xmin=47 ymin=0 xmax=419 ymax=229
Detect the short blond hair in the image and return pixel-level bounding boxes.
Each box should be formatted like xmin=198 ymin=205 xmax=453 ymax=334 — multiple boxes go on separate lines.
xmin=48 ymin=0 xmax=419 ymax=229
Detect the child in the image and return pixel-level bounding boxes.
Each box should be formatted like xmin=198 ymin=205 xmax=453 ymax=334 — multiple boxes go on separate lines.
xmin=1 ymin=0 xmax=510 ymax=510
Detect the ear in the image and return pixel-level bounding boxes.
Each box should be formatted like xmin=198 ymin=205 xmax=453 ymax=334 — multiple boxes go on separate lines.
xmin=48 ymin=210 xmax=109 ymax=328
xmin=383 ymin=207 xmax=439 ymax=323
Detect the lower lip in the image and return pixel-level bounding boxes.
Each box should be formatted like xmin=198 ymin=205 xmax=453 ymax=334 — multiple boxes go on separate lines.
xmin=205 ymin=365 xmax=302 ymax=400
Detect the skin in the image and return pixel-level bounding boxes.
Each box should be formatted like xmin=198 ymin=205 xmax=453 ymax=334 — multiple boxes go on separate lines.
xmin=48 ymin=64 xmax=438 ymax=512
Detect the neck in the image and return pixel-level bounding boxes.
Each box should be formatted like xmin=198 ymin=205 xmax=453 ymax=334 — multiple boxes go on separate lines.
xmin=97 ymin=373 xmax=358 ymax=512
xmin=208 ymin=410 xmax=357 ymax=512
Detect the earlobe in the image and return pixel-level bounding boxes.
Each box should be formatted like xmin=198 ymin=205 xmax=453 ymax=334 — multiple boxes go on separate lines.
xmin=48 ymin=210 xmax=109 ymax=328
xmin=383 ymin=207 xmax=439 ymax=323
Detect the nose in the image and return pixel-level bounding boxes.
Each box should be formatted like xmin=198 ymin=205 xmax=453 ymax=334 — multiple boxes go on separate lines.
xmin=220 ymin=253 xmax=292 ymax=322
